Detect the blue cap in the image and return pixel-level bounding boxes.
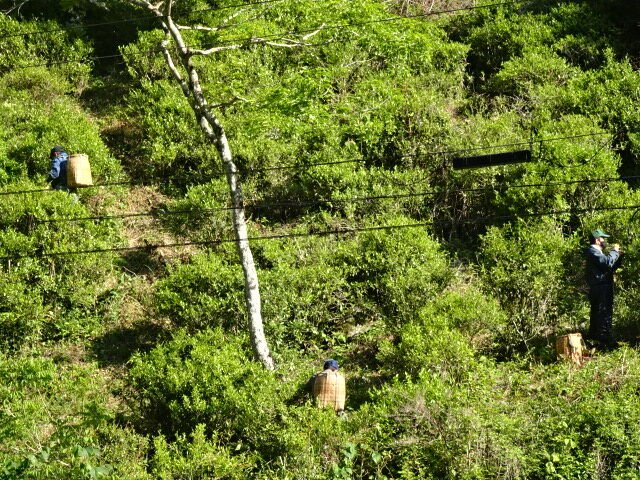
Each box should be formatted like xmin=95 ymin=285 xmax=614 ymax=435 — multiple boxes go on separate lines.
xmin=591 ymin=229 xmax=610 ymax=239
xmin=323 ymin=359 xmax=339 ymax=370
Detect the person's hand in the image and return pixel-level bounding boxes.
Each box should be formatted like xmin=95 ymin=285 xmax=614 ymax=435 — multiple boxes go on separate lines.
xmin=612 ymin=243 xmax=621 ymax=252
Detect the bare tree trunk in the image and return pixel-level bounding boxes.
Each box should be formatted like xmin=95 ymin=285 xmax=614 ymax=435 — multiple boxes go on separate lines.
xmin=125 ymin=0 xmax=274 ymax=369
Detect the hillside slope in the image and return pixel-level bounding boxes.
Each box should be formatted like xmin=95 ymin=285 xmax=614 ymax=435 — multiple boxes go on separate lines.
xmin=1 ymin=1 xmax=640 ymax=478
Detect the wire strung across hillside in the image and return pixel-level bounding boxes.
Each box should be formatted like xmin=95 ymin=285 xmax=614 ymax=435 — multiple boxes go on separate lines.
xmin=5 ymin=0 xmax=528 ymax=71
xmin=0 ymin=0 xmax=289 ymax=40
xmin=0 ymin=181 xmax=132 ymax=197
xmin=19 ymin=174 xmax=640 ymax=226
xmin=35 ymin=205 xmax=236 ymax=224
xmin=0 ymin=131 xmax=616 ymax=199
xmin=2 ymin=202 xmax=640 ymax=262
xmin=251 ymin=131 xmax=613 ymax=173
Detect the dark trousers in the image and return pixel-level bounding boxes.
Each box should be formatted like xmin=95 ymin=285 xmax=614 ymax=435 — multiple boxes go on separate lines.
xmin=588 ymin=284 xmax=614 ymax=344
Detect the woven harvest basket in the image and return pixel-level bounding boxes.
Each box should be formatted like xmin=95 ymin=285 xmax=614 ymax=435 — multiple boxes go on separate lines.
xmin=67 ymin=153 xmax=93 ymax=188
xmin=313 ymin=370 xmax=345 ymax=411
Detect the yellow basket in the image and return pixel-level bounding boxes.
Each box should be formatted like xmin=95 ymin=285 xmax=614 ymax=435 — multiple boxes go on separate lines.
xmin=67 ymin=153 xmax=93 ymax=188
xmin=313 ymin=370 xmax=346 ymax=412
xmin=556 ymin=333 xmax=587 ymax=366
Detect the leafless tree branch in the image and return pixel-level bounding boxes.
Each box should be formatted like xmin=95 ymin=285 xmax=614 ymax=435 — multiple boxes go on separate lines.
xmin=3 ymin=0 xmax=28 ymax=15
xmin=302 ymin=25 xmax=325 ymax=40
xmin=176 ymin=24 xmax=221 ymax=32
xmin=190 ymin=27 xmax=326 ymax=56
xmin=160 ymin=38 xmax=190 ymax=96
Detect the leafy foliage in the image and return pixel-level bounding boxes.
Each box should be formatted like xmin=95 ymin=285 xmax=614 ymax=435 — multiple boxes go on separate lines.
xmin=2 ymin=0 xmax=640 ymax=477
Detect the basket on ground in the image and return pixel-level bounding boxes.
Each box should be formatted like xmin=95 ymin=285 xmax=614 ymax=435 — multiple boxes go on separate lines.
xmin=556 ymin=333 xmax=588 ymax=366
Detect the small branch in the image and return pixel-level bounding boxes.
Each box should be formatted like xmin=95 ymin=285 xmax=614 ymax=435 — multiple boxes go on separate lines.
xmin=4 ymin=0 xmax=30 ymax=15
xmin=190 ymin=43 xmax=245 ymax=55
xmin=190 ymin=33 xmax=322 ymax=56
xmin=302 ymin=25 xmax=325 ymax=41
xmin=210 ymin=95 xmax=249 ymax=110
xmin=257 ymin=38 xmax=307 ymax=49
xmin=160 ymin=38 xmax=190 ymax=98
xmin=176 ymin=24 xmax=221 ymax=32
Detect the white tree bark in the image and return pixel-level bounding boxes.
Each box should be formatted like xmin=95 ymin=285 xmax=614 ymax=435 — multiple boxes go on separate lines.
xmin=123 ymin=0 xmax=277 ymax=369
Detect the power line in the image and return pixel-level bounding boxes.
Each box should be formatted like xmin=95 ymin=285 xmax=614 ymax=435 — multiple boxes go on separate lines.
xmin=0 ymin=0 xmax=288 ymax=40
xmin=250 ymin=131 xmax=612 ymax=173
xmin=0 ymin=131 xmax=615 ymax=198
xmin=6 ymin=0 xmax=527 ymax=70
xmin=0 ymin=181 xmax=132 ymax=197
xmin=2 ymin=202 xmax=640 ymax=261
xmin=17 ymin=173 xmax=640 ymax=226
xmin=35 ymin=205 xmax=236 ymax=224
xmin=0 ymin=150 xmax=622 ymax=227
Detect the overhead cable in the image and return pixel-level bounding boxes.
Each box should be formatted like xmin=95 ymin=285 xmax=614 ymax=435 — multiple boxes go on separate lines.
xmin=0 ymin=0 xmax=288 ymax=40
xmin=0 ymin=130 xmax=621 ymax=200
xmin=0 ymin=181 xmax=132 ymax=197
xmin=2 ymin=201 xmax=639 ymax=261
xmin=251 ymin=131 xmax=612 ymax=173
xmin=21 ymin=174 xmax=640 ymax=226
xmin=7 ymin=0 xmax=527 ymax=70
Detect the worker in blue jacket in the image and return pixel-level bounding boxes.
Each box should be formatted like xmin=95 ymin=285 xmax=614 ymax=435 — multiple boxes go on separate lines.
xmin=585 ymin=229 xmax=622 ymax=349
xmin=47 ymin=145 xmax=68 ymax=191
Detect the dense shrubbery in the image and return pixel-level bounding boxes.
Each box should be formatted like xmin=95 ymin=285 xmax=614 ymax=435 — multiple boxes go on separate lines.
xmin=2 ymin=0 xmax=640 ymax=478
xmin=129 ymin=329 xmax=352 ymax=478
xmin=0 ymin=353 xmax=148 ymax=480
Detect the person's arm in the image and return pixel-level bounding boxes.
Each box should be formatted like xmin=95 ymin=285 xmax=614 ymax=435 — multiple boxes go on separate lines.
xmin=305 ymin=374 xmax=317 ymax=394
xmin=588 ymin=247 xmax=620 ymax=272
xmin=611 ymin=245 xmax=623 ymax=270
xmin=47 ymin=156 xmax=61 ymax=182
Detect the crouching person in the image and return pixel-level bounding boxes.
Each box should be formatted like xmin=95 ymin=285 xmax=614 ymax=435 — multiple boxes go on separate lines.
xmin=311 ymin=359 xmax=346 ymax=415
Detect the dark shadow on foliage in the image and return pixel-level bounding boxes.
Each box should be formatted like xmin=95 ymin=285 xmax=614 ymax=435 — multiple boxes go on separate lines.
xmin=342 ymin=340 xmax=388 ymax=409
xmin=90 ymin=320 xmax=167 ymax=367
xmin=116 ymin=249 xmax=167 ymax=277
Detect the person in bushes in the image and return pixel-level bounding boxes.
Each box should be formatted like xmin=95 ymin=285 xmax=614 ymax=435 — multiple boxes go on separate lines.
xmin=310 ymin=359 xmax=345 ymax=414
xmin=304 ymin=359 xmax=339 ymax=392
xmin=585 ymin=229 xmax=623 ymax=349
xmin=288 ymin=359 xmax=345 ymax=414
xmin=47 ymin=145 xmax=69 ymax=191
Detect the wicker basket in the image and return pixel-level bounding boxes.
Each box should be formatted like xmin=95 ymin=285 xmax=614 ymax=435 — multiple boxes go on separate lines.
xmin=312 ymin=370 xmax=345 ymax=412
xmin=67 ymin=153 xmax=93 ymax=188
xmin=556 ymin=333 xmax=587 ymax=366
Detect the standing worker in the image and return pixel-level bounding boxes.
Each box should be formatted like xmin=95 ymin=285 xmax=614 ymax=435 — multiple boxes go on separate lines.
xmin=47 ymin=145 xmax=69 ymax=191
xmin=585 ymin=229 xmax=623 ymax=349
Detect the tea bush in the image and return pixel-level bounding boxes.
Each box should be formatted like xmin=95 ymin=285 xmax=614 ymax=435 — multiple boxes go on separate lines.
xmin=0 ymin=14 xmax=91 ymax=88
xmin=129 ymin=329 xmax=351 ymax=476
xmin=0 ymin=69 xmax=124 ymax=186
xmin=479 ymin=220 xmax=578 ymax=349
xmin=154 ymin=252 xmax=246 ymax=332
xmin=0 ymin=354 xmax=149 ymax=480
xmin=0 ymin=182 xmax=122 ymax=348
xmin=339 ymin=348 xmax=640 ymax=479
xmin=379 ymin=287 xmax=505 ymax=380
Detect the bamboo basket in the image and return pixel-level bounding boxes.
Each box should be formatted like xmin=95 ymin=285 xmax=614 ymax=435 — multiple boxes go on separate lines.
xmin=556 ymin=333 xmax=587 ymax=366
xmin=313 ymin=370 xmax=346 ymax=412
xmin=67 ymin=153 xmax=93 ymax=188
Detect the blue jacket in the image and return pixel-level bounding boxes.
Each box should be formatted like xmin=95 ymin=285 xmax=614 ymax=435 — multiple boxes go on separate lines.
xmin=47 ymin=152 xmax=68 ymax=190
xmin=585 ymin=245 xmax=621 ymax=287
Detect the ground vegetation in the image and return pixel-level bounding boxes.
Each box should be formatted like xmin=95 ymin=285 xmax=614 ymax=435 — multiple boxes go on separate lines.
xmin=1 ymin=0 xmax=640 ymax=478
